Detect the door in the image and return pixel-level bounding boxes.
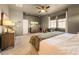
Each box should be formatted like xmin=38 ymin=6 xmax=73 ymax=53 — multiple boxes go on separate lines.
xmin=23 ymin=19 xmax=28 ymax=34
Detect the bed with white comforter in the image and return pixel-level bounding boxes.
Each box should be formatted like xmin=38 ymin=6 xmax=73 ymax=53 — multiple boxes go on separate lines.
xmin=38 ymin=33 xmax=79 ymax=55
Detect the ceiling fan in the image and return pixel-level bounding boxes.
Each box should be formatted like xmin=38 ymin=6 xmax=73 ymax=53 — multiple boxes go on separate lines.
xmin=36 ymin=5 xmax=50 ymax=13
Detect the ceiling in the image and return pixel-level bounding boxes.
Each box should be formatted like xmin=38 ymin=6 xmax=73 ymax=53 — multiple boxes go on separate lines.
xmin=8 ymin=4 xmax=71 ymax=16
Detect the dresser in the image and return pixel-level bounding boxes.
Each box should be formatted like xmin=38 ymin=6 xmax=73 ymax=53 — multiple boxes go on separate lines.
xmin=0 ymin=32 xmax=14 ymax=51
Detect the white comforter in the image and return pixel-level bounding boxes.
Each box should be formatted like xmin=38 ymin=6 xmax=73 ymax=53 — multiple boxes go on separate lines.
xmin=38 ymin=33 xmax=79 ymax=55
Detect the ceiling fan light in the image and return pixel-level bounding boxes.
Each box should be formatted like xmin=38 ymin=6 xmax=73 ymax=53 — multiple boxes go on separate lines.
xmin=41 ymin=9 xmax=45 ymax=13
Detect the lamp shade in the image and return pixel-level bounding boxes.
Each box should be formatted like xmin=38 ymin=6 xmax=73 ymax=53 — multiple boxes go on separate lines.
xmin=3 ymin=20 xmax=15 ymax=26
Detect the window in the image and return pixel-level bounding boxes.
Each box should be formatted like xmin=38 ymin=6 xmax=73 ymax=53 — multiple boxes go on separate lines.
xmin=48 ymin=13 xmax=66 ymax=29
xmin=31 ymin=21 xmax=39 ymax=27
xmin=48 ymin=17 xmax=56 ymax=28
xmin=31 ymin=21 xmax=38 ymax=25
xmin=58 ymin=18 xmax=66 ymax=29
xmin=50 ymin=20 xmax=56 ymax=28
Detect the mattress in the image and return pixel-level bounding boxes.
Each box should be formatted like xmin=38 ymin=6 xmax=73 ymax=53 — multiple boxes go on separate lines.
xmin=38 ymin=33 xmax=79 ymax=55
xmin=30 ymin=31 xmax=64 ymax=51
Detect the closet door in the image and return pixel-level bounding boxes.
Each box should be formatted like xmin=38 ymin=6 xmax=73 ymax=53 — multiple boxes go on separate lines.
xmin=23 ymin=19 xmax=28 ymax=35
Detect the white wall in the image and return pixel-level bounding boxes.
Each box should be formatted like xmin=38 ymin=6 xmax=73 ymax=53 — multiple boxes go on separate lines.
xmin=0 ymin=4 xmax=9 ymax=16
xmin=9 ymin=8 xmax=23 ymax=36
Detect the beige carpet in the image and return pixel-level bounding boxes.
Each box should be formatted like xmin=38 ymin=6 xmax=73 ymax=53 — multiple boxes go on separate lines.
xmin=1 ymin=33 xmax=40 ymax=55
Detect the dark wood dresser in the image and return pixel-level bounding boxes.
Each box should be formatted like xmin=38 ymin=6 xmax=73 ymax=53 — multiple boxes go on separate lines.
xmin=0 ymin=33 xmax=14 ymax=51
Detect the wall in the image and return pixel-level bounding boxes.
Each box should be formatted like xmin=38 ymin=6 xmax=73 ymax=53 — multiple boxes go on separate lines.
xmin=40 ymin=16 xmax=49 ymax=30
xmin=0 ymin=5 xmax=40 ymax=35
xmin=40 ymin=10 xmax=66 ymax=30
xmin=9 ymin=8 xmax=23 ymax=36
xmin=1 ymin=4 xmax=79 ymax=34
xmin=40 ymin=5 xmax=79 ymax=34
xmin=23 ymin=15 xmax=40 ymax=32
xmin=67 ymin=5 xmax=79 ymax=33
xmin=0 ymin=5 xmax=24 ymax=36
xmin=0 ymin=4 xmax=9 ymax=19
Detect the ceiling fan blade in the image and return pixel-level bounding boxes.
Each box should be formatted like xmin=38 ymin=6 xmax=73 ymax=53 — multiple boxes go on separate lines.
xmin=46 ymin=6 xmax=50 ymax=9
xmin=36 ymin=7 xmax=41 ymax=9
xmin=41 ymin=6 xmax=44 ymax=9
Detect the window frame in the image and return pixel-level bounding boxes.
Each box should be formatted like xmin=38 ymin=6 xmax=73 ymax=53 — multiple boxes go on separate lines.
xmin=58 ymin=18 xmax=66 ymax=29
xmin=48 ymin=17 xmax=56 ymax=29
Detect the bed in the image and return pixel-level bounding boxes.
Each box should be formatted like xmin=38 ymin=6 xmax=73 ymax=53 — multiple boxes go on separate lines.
xmin=30 ymin=31 xmax=64 ymax=51
xmin=38 ymin=33 xmax=79 ymax=55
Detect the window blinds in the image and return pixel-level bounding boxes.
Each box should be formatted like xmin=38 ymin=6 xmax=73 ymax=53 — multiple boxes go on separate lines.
xmin=50 ymin=16 xmax=56 ymax=20
xmin=58 ymin=13 xmax=66 ymax=19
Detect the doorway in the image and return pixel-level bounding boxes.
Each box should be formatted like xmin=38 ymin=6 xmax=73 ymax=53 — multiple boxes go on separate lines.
xmin=23 ymin=19 xmax=28 ymax=35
